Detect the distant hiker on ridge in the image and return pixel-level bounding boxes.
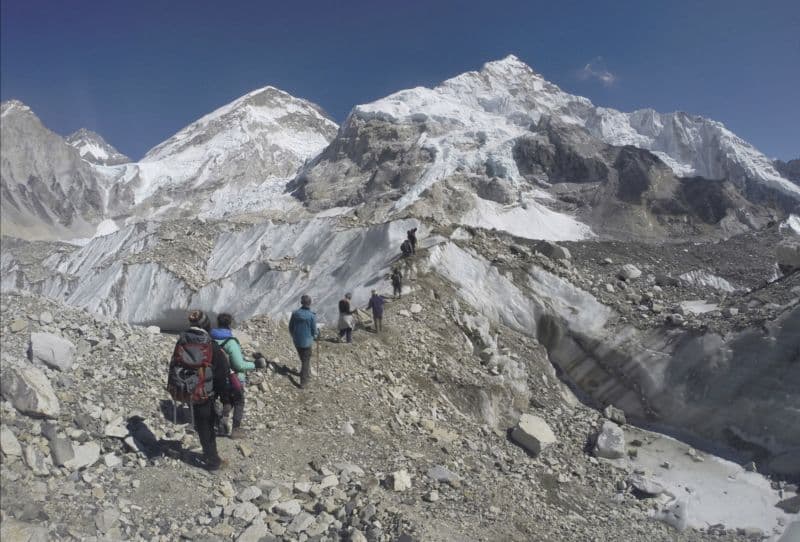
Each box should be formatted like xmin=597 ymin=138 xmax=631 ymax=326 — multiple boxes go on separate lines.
xmin=166 ymin=310 xmax=231 ymax=471
xmin=401 ymin=239 xmax=413 ymax=257
xmin=391 ymin=268 xmax=403 ymax=298
xmin=407 ymin=227 xmax=418 ymax=254
xmin=366 ymin=289 xmax=386 ymax=333
xmin=289 ymin=294 xmax=319 ymax=388
xmin=337 ymin=292 xmax=357 ymax=343
xmin=211 ymin=313 xmax=267 ymax=439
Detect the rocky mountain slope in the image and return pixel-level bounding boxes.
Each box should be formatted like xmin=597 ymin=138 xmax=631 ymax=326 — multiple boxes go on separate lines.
xmin=1 ymin=88 xmax=338 ymax=241
xmin=295 ymin=56 xmax=798 ymax=240
xmin=3 ymin=55 xmax=800 ymax=541
xmin=1 ymin=276 xmax=796 ymax=541
xmin=66 ymin=128 xmax=130 ymax=166
xmin=1 ymin=101 xmax=112 ymax=241
xmin=775 ymin=159 xmax=800 ymax=186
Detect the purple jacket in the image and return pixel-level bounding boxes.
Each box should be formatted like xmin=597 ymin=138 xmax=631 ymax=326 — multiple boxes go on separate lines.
xmin=367 ymin=294 xmax=385 ymax=318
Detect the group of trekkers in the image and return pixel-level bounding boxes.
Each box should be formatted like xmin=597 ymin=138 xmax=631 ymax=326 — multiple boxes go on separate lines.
xmin=167 ymin=271 xmax=406 ymax=470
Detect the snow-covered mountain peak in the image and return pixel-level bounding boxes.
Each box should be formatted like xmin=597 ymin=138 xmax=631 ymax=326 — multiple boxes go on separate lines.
xmin=348 ymin=55 xmax=798 ymax=207
xmin=97 ymin=86 xmax=340 ymax=216
xmin=142 ymin=85 xmax=337 ymax=163
xmin=66 ymin=128 xmax=130 ymax=166
xmin=1 ymin=99 xmax=34 ymax=119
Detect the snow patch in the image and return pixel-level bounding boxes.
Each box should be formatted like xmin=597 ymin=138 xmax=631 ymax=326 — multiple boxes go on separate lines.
xmin=459 ymin=195 xmax=593 ymax=241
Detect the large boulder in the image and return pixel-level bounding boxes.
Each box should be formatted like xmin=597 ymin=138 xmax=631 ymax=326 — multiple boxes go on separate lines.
xmin=29 ymin=332 xmax=75 ymax=371
xmin=594 ymin=421 xmax=626 ymax=459
xmin=511 ymin=414 xmax=557 ymax=456
xmin=617 ymin=264 xmax=642 ymax=281
xmin=534 ymin=241 xmax=571 ymax=261
xmin=1 ymin=365 xmax=60 ymax=418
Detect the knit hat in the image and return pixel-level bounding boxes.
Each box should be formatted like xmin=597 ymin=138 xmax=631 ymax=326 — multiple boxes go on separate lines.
xmin=188 ymin=309 xmax=210 ymax=329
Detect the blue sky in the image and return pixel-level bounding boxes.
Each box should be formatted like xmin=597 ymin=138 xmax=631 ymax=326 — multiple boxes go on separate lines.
xmin=2 ymin=0 xmax=798 ymax=160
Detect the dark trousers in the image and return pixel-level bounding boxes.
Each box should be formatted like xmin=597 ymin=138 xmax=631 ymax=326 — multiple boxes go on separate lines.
xmin=338 ymin=327 xmax=352 ymax=343
xmin=296 ymin=346 xmax=312 ymax=387
xmin=393 ymin=284 xmax=402 ymax=297
xmin=193 ymin=400 xmax=220 ymax=464
xmin=373 ymin=315 xmax=383 ymax=332
xmin=222 ymin=388 xmax=245 ymax=428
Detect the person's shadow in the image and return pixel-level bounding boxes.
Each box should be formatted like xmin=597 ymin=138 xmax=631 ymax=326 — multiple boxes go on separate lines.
xmin=267 ymin=361 xmax=302 ymax=389
xmin=153 ymin=403 xmax=215 ymax=469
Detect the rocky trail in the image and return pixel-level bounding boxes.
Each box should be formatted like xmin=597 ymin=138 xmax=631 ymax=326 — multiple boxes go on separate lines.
xmin=2 ymin=256 xmax=795 ymax=541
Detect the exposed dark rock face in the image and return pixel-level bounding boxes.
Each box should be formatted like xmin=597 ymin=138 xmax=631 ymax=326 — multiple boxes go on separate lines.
xmin=775 ymin=158 xmax=800 ymax=185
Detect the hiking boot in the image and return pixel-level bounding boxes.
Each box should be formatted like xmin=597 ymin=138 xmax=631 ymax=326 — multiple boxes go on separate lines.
xmin=229 ymin=427 xmax=245 ymax=440
xmin=204 ymin=456 xmax=225 ymax=471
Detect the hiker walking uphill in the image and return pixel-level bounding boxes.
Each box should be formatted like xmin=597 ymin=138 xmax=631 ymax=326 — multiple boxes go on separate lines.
xmin=166 ymin=310 xmax=231 ymax=471
xmin=366 ymin=290 xmax=386 ymax=332
xmin=337 ymin=292 xmax=357 ymax=343
xmin=391 ymin=268 xmax=403 ymax=298
xmin=289 ymin=294 xmax=319 ymax=389
xmin=407 ymin=227 xmax=418 ymax=254
xmin=211 ymin=313 xmax=267 ymax=439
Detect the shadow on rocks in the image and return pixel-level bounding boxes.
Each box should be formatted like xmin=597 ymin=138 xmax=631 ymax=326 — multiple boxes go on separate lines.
xmin=267 ymin=361 xmax=302 ymax=389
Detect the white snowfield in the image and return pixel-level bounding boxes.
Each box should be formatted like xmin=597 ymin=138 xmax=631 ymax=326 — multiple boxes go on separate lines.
xmin=354 ymin=55 xmax=799 ymax=218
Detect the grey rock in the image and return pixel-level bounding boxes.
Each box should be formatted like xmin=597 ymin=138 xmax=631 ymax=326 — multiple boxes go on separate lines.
xmin=618 ymin=264 xmax=642 ymax=281
xmin=49 ymin=437 xmax=75 ymax=467
xmin=237 ymin=485 xmax=262 ymax=502
xmin=427 ymin=465 xmax=460 ymax=485
xmin=594 ymin=421 xmax=626 ymax=459
xmin=534 ymin=240 xmax=571 ymax=261
xmin=10 ymin=318 xmax=28 ymax=333
xmin=511 ymin=414 xmax=557 ymax=456
xmin=273 ymin=499 xmax=302 ymax=517
xmin=1 ymin=365 xmax=61 ymax=418
xmin=287 ymin=511 xmax=315 ymax=533
xmin=603 ymin=404 xmax=626 ymax=425
xmin=0 ymin=424 xmax=23 ymax=456
xmin=409 ymin=303 xmax=423 ymax=314
xmin=23 ymin=445 xmax=49 ymax=476
xmin=95 ymin=507 xmax=120 ymax=534
xmin=388 ymin=469 xmax=412 ymax=491
xmin=237 ymin=521 xmax=269 ymax=542
xmin=0 ymin=518 xmax=49 ymax=542
xmin=64 ymin=441 xmax=100 ymax=471
xmin=627 ymin=473 xmax=666 ymax=497
xmin=232 ymin=501 xmax=259 ymax=523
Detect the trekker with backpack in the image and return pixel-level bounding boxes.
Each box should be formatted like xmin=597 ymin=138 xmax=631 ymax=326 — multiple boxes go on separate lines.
xmin=366 ymin=290 xmax=385 ymax=333
xmin=391 ymin=268 xmax=403 ymax=298
xmin=401 ymin=239 xmax=413 ymax=257
xmin=166 ymin=310 xmax=231 ymax=471
xmin=289 ymin=294 xmax=319 ymax=388
xmin=407 ymin=227 xmax=417 ymax=254
xmin=211 ymin=313 xmax=267 ymax=439
xmin=337 ymin=292 xmax=357 ymax=343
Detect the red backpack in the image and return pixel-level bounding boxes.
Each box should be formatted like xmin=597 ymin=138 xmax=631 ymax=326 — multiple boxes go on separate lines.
xmin=166 ymin=328 xmax=215 ymax=403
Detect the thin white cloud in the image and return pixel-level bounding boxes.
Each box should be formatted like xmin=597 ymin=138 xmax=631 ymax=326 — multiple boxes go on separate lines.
xmin=578 ymin=57 xmax=617 ymax=86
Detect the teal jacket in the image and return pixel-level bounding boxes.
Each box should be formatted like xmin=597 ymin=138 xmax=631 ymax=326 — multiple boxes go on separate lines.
xmin=210 ymin=328 xmax=256 ymax=383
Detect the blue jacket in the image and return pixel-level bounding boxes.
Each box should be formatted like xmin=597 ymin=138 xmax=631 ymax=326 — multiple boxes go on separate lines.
xmin=289 ymin=306 xmax=318 ymax=348
xmin=210 ymin=328 xmax=256 ymax=383
xmin=367 ymin=294 xmax=385 ymax=318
